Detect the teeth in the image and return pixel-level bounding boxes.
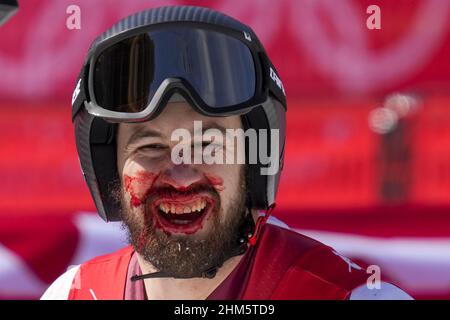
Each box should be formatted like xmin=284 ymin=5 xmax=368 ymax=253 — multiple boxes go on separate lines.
xmin=158 ymin=199 xmax=207 ymax=215
xmin=159 ymin=204 xmax=168 ymax=213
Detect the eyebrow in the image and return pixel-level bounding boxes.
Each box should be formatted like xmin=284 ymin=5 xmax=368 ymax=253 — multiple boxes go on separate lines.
xmin=127 ymin=127 xmax=162 ymax=145
xmin=126 ymin=121 xmax=230 ymax=145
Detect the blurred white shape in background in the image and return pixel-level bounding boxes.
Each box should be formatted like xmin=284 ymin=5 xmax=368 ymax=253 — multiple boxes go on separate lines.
xmin=384 ymin=93 xmax=421 ymax=118
xmin=369 ymin=107 xmax=398 ymax=134
xmin=369 ymin=93 xmax=421 ymax=134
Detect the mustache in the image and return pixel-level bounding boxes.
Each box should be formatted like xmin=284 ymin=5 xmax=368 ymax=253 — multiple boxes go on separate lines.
xmin=145 ymin=182 xmax=220 ymax=204
xmin=110 ymin=175 xmax=222 ymax=211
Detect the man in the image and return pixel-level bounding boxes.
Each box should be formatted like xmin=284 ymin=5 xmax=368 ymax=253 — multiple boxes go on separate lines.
xmin=42 ymin=5 xmax=411 ymax=300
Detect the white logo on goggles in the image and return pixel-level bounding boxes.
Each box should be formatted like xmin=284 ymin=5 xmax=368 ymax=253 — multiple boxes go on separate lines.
xmin=243 ymin=31 xmax=252 ymax=42
xmin=270 ymin=67 xmax=285 ymax=95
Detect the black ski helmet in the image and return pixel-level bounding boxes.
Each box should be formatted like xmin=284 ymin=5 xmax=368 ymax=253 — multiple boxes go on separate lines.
xmin=72 ymin=5 xmax=287 ymax=222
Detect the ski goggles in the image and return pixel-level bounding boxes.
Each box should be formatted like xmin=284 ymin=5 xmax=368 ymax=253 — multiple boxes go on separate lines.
xmin=72 ymin=23 xmax=286 ymax=122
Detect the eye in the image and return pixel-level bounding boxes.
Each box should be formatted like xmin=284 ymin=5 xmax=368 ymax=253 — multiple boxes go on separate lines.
xmin=140 ymin=143 xmax=167 ymax=151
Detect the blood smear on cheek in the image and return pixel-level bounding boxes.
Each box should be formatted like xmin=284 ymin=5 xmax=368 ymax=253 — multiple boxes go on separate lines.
xmin=123 ymin=171 xmax=158 ymax=208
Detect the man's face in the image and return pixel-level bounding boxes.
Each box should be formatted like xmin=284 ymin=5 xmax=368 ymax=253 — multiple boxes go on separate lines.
xmin=115 ymin=100 xmax=247 ymax=277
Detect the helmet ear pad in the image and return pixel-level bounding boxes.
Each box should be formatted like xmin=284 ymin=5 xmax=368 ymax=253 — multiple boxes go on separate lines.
xmin=241 ymin=107 xmax=270 ymax=210
xmin=241 ymin=100 xmax=286 ymax=211
xmin=90 ymin=118 xmax=122 ymax=221
xmin=75 ymin=110 xmax=122 ymax=222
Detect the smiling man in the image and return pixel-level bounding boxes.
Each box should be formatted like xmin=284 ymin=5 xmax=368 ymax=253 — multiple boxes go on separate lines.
xmin=42 ymin=6 xmax=412 ymax=300
xmin=116 ymin=100 xmax=250 ymax=300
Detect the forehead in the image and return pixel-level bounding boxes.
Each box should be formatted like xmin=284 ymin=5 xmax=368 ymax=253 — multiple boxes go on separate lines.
xmin=118 ymin=101 xmax=243 ymax=140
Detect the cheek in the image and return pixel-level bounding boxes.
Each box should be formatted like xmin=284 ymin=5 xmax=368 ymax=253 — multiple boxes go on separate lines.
xmin=123 ymin=171 xmax=159 ymax=208
xmin=121 ymin=150 xmax=172 ymax=184
xmin=121 ymin=151 xmax=167 ymax=175
xmin=121 ymin=158 xmax=161 ymax=209
xmin=202 ymin=163 xmax=242 ymax=215
xmin=122 ymin=157 xmax=149 ymax=179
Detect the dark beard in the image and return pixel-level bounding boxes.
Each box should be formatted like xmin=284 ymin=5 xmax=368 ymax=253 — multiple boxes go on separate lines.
xmin=113 ymin=168 xmax=248 ymax=278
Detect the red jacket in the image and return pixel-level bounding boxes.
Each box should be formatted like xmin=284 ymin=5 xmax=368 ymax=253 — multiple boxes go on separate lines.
xmin=68 ymin=224 xmax=369 ymax=300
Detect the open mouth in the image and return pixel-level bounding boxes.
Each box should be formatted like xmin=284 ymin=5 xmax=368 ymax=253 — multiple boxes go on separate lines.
xmin=149 ymin=196 xmax=215 ymax=234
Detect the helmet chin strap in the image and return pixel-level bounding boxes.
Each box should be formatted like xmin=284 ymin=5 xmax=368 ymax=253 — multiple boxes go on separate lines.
xmin=130 ymin=204 xmax=276 ymax=282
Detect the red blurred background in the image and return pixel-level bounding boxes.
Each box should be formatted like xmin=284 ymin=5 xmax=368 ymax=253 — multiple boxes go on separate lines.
xmin=0 ymin=0 xmax=450 ymax=299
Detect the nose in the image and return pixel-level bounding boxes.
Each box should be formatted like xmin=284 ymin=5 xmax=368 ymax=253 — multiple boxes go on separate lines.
xmin=159 ymin=164 xmax=204 ymax=191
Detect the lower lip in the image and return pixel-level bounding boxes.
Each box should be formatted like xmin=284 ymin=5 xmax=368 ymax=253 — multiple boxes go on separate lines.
xmin=148 ymin=198 xmax=214 ymax=235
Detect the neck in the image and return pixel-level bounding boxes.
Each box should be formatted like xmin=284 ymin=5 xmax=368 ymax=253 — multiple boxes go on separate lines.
xmin=136 ymin=254 xmax=244 ymax=300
